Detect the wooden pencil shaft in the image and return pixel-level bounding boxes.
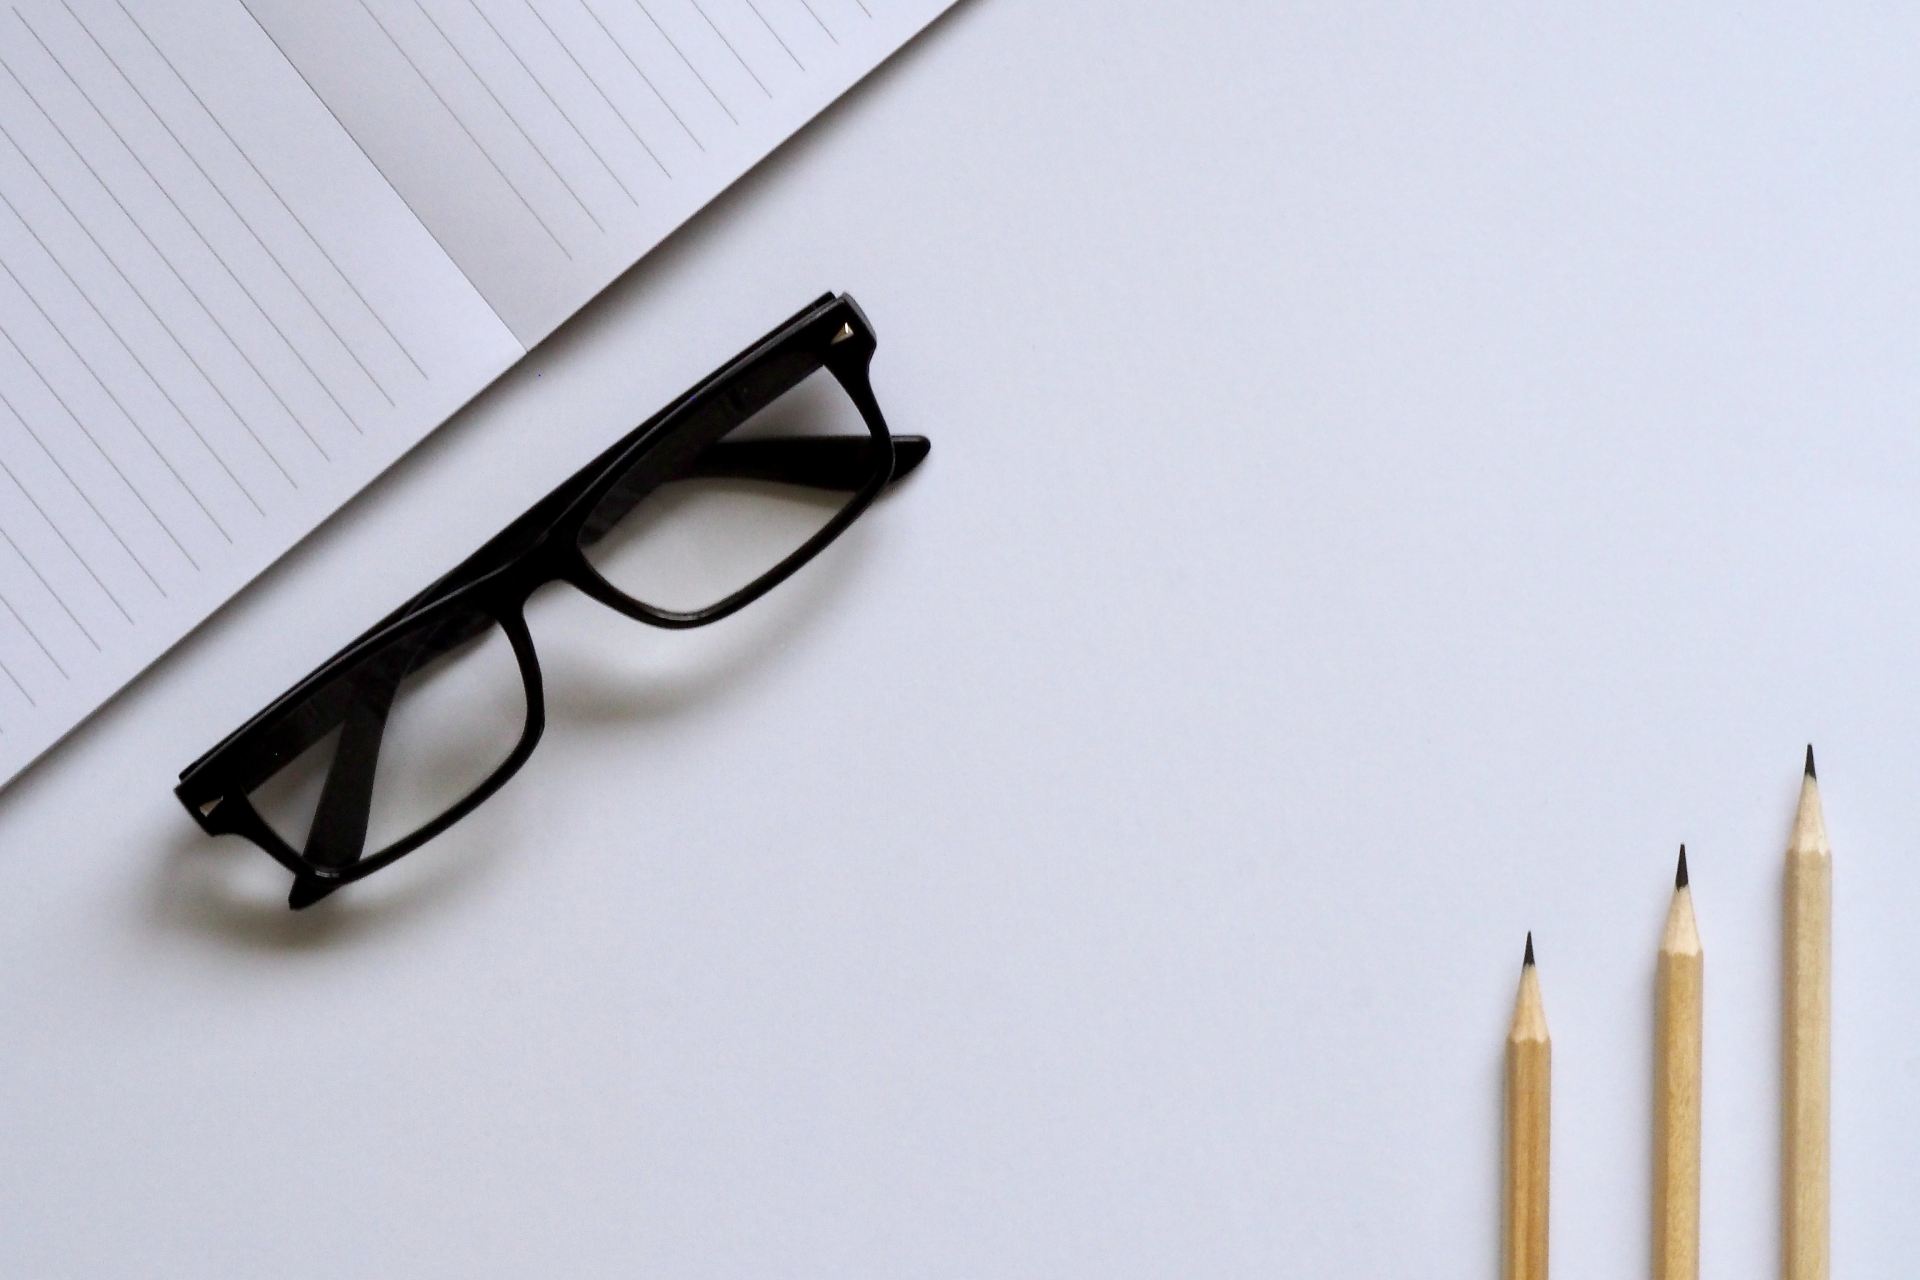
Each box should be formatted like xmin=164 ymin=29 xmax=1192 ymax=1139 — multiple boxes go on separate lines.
xmin=1505 ymin=963 xmax=1550 ymax=1280
xmin=1505 ymin=1041 xmax=1550 ymax=1280
xmin=1654 ymin=891 xmax=1702 ymax=1280
xmin=1784 ymin=845 xmax=1830 ymax=1280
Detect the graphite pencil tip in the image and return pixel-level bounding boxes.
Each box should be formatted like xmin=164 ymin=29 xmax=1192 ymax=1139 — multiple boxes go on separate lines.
xmin=1676 ymin=843 xmax=1689 ymax=889
xmin=1523 ymin=931 xmax=1535 ymax=968
xmin=1805 ymin=743 xmax=1817 ymax=780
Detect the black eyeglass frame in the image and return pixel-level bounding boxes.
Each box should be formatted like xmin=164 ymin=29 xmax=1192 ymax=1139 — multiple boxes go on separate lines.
xmin=175 ymin=292 xmax=921 ymax=903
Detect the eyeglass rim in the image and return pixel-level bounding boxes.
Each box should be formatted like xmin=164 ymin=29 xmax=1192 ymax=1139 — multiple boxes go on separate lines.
xmin=199 ymin=606 xmax=547 ymax=889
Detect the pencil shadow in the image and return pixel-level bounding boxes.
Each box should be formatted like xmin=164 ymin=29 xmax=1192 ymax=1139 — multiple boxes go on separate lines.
xmin=142 ymin=525 xmax=876 ymax=952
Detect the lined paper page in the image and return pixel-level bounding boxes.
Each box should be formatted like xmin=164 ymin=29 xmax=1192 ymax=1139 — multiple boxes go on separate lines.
xmin=244 ymin=0 xmax=958 ymax=342
xmin=0 ymin=0 xmax=521 ymax=784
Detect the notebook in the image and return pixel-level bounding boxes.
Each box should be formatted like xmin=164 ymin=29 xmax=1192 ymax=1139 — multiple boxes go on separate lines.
xmin=0 ymin=0 xmax=954 ymax=787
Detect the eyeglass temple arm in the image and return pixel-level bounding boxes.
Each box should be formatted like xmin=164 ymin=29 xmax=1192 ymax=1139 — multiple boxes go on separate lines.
xmin=686 ymin=434 xmax=929 ymax=487
xmin=300 ymin=694 xmax=392 ymax=872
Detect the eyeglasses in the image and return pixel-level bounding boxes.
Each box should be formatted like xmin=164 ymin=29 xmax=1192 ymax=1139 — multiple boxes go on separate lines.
xmin=176 ymin=293 xmax=927 ymax=909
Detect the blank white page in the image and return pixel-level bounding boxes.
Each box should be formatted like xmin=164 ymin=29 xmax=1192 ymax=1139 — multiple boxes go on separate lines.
xmin=243 ymin=0 xmax=959 ymax=342
xmin=0 ymin=0 xmax=522 ymax=785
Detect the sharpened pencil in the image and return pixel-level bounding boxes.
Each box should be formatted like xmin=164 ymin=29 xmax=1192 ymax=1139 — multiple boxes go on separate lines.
xmin=1505 ymin=933 xmax=1551 ymax=1280
xmin=1655 ymin=845 xmax=1703 ymax=1280
xmin=1784 ymin=747 xmax=1830 ymax=1280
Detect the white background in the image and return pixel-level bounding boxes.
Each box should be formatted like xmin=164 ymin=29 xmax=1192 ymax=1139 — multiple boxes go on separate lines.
xmin=2 ymin=2 xmax=1917 ymax=1274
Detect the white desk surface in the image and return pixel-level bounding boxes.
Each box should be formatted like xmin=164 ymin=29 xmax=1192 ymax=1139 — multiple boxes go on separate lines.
xmin=2 ymin=2 xmax=1916 ymax=1274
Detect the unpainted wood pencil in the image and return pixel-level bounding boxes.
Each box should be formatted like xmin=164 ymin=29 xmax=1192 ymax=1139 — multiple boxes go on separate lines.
xmin=1505 ymin=933 xmax=1551 ymax=1280
xmin=1784 ymin=746 xmax=1830 ymax=1280
xmin=1655 ymin=845 xmax=1703 ymax=1280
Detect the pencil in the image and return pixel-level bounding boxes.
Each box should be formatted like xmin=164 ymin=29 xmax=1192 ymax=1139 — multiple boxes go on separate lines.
xmin=1655 ymin=845 xmax=1703 ymax=1280
xmin=1784 ymin=746 xmax=1830 ymax=1280
xmin=1505 ymin=932 xmax=1551 ymax=1280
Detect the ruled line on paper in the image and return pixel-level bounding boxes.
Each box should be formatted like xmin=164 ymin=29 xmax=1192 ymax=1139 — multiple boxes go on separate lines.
xmin=518 ymin=0 xmax=672 ymax=177
xmin=795 ymin=0 xmax=836 ymax=46
xmin=0 ymin=375 xmax=162 ymax=597
xmin=61 ymin=0 xmax=401 ymax=409
xmin=0 ymin=50 xmax=333 ymax=463
xmin=328 ymin=0 xmax=884 ymax=323
xmin=691 ymin=1 xmax=771 ymax=98
xmin=0 ymin=253 xmax=229 ymax=548
xmin=112 ymin=0 xmax=429 ymax=383
xmin=356 ymin=0 xmax=575 ymax=259
xmin=17 ymin=8 xmax=368 ymax=439
xmin=0 ymin=447 xmax=133 ymax=626
xmin=745 ymin=0 xmax=804 ymax=71
xmin=0 ymin=648 xmax=33 ymax=706
xmin=0 ymin=314 xmax=180 ymax=586
xmin=574 ymin=0 xmax=704 ymax=151
xmin=0 ymin=184 xmax=269 ymax=516
xmin=465 ymin=0 xmax=641 ymax=205
xmin=240 ymin=0 xmax=945 ymax=344
xmin=0 ymin=581 xmax=65 ymax=680
xmin=0 ymin=113 xmax=299 ymax=491
xmin=407 ymin=0 xmax=605 ymax=233
xmin=640 ymin=3 xmax=737 ymax=124
xmin=0 ymin=520 xmax=96 ymax=650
